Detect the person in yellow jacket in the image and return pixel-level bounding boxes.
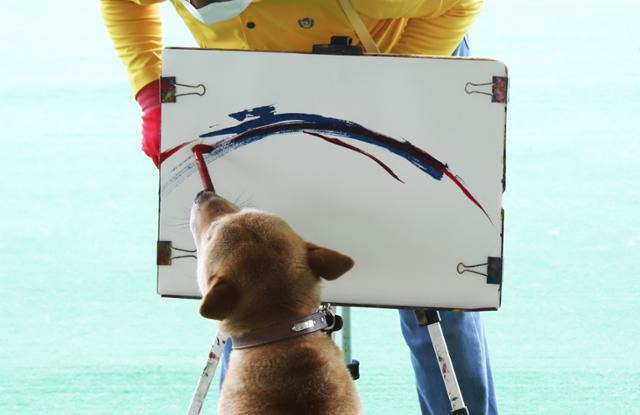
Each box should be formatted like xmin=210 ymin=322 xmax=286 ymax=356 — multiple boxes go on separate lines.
xmin=101 ymin=1 xmax=498 ymax=413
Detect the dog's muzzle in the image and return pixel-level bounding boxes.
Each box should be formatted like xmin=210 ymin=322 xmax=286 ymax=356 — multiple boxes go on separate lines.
xmin=194 ymin=189 xmax=212 ymax=203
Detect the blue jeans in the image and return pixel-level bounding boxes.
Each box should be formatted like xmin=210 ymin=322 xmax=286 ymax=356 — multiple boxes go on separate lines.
xmin=399 ymin=310 xmax=498 ymax=414
xmin=220 ymin=35 xmax=499 ymax=415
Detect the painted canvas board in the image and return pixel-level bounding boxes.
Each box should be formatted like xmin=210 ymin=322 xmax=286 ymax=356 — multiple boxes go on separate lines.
xmin=158 ymin=47 xmax=507 ymax=310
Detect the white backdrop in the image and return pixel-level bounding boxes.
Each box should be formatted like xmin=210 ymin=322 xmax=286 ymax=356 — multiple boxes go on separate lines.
xmin=159 ymin=48 xmax=507 ymax=310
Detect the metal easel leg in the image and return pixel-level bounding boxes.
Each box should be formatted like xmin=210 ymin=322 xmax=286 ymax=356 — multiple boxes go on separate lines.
xmin=415 ymin=309 xmax=469 ymax=415
xmin=326 ymin=305 xmax=359 ymax=380
xmin=341 ymin=306 xmax=352 ymax=364
xmin=187 ymin=330 xmax=228 ymax=415
xmin=341 ymin=306 xmax=360 ymax=380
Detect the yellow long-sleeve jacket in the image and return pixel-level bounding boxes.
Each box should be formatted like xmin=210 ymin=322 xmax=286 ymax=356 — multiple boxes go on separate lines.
xmin=101 ymin=0 xmax=483 ymax=96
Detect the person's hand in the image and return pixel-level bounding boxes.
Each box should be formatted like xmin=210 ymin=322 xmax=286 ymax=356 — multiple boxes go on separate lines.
xmin=136 ymin=80 xmax=161 ymax=168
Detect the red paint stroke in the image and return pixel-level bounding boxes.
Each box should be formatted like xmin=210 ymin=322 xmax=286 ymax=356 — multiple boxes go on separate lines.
xmin=159 ymin=140 xmax=195 ymax=165
xmin=208 ymin=352 xmax=218 ymax=360
xmin=307 ymin=130 xmax=491 ymax=223
xmin=303 ymin=131 xmax=405 ymax=183
xmin=442 ymin=169 xmax=491 ymax=223
xmin=192 ymin=144 xmax=215 ymax=191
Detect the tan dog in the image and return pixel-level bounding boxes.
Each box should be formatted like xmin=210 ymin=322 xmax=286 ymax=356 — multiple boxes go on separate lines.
xmin=190 ymin=190 xmax=362 ymax=415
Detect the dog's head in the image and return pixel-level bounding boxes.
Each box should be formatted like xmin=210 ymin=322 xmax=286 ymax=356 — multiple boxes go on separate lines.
xmin=190 ymin=191 xmax=353 ymax=332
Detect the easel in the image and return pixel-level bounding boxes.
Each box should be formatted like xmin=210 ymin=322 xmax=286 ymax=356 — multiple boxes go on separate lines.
xmin=186 ymin=307 xmax=469 ymax=414
xmin=186 ymin=37 xmax=469 ymax=415
xmin=187 ymin=307 xmax=468 ymax=415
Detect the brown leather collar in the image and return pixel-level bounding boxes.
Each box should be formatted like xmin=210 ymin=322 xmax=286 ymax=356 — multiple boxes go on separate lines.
xmin=231 ymin=311 xmax=329 ymax=350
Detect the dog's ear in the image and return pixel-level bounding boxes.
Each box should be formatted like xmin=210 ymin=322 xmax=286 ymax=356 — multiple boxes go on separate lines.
xmin=306 ymin=242 xmax=354 ymax=280
xmin=199 ymin=276 xmax=240 ymax=320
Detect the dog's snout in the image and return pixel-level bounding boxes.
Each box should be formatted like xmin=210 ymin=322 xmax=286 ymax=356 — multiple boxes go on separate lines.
xmin=192 ymin=191 xmax=240 ymax=227
xmin=194 ymin=190 xmax=206 ymax=203
xmin=194 ymin=189 xmax=215 ymax=204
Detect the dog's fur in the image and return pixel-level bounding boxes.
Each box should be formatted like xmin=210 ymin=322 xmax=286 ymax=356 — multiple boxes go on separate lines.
xmin=190 ymin=191 xmax=362 ymax=415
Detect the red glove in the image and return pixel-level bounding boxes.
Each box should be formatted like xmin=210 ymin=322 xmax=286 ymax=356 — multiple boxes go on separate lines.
xmin=135 ymin=80 xmax=161 ymax=168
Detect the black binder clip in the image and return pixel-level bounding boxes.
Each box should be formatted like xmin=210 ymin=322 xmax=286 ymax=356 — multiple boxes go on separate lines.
xmin=312 ymin=36 xmax=364 ymax=55
xmin=157 ymin=241 xmax=196 ymax=265
xmin=457 ymin=257 xmax=503 ymax=285
xmin=465 ymin=76 xmax=508 ymax=103
xmin=160 ymin=76 xmax=206 ymax=103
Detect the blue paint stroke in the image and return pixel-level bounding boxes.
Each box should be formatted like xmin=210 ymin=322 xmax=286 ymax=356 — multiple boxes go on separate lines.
xmin=200 ymin=105 xmax=444 ymax=180
xmin=161 ymin=105 xmax=489 ymax=221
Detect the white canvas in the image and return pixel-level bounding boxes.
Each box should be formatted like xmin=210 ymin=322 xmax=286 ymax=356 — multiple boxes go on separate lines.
xmin=159 ymin=47 xmax=507 ymax=310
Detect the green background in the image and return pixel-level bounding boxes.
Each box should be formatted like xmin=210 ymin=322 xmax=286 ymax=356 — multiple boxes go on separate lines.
xmin=1 ymin=1 xmax=638 ymax=413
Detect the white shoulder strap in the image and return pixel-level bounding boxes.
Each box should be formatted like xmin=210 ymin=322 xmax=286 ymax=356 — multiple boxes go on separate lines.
xmin=338 ymin=0 xmax=381 ymax=54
